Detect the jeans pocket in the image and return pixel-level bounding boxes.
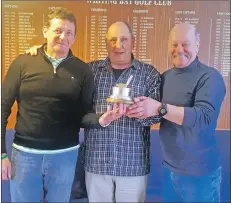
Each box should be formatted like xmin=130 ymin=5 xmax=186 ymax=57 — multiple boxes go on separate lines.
xmin=210 ymin=166 xmax=222 ymax=186
xmin=11 ymin=148 xmax=17 ymax=179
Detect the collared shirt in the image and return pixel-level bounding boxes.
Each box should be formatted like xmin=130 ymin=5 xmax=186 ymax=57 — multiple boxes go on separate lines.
xmin=46 ymin=55 xmax=65 ymax=69
xmin=44 ymin=48 xmax=67 ymax=73
xmin=84 ymin=56 xmax=161 ymax=176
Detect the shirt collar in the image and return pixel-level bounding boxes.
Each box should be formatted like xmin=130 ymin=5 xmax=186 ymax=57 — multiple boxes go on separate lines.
xmin=45 ymin=51 xmax=67 ymax=61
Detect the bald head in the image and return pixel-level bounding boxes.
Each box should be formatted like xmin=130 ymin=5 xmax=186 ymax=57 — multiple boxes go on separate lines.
xmin=105 ymin=21 xmax=135 ymax=69
xmin=168 ymin=23 xmax=200 ymax=68
xmin=106 ymin=21 xmax=133 ymax=40
xmin=169 ymin=23 xmax=200 ymax=43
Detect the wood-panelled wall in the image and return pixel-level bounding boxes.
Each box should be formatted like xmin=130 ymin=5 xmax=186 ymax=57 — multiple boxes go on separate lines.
xmin=2 ymin=1 xmax=230 ymax=130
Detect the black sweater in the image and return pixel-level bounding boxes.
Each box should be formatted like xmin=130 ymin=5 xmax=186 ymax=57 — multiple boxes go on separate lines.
xmin=1 ymin=45 xmax=101 ymax=153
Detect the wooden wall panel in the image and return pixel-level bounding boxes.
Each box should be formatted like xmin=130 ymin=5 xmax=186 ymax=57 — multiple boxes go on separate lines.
xmin=2 ymin=0 xmax=230 ymax=130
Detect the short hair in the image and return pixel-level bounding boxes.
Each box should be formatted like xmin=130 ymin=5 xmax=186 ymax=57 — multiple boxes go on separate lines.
xmin=106 ymin=21 xmax=134 ymax=39
xmin=44 ymin=7 xmax=76 ymax=34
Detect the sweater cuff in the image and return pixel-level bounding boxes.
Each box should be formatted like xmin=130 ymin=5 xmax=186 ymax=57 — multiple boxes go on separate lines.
xmin=182 ymin=107 xmax=196 ymax=127
xmin=94 ymin=114 xmax=103 ymax=128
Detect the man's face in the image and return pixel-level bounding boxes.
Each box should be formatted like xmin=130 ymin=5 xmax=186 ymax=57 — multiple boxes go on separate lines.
xmin=168 ymin=29 xmax=199 ymax=68
xmin=43 ymin=18 xmax=76 ymax=57
xmin=106 ymin=23 xmax=134 ymax=67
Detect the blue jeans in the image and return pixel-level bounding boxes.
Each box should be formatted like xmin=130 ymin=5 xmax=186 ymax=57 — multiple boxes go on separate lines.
xmin=10 ymin=147 xmax=78 ymax=202
xmin=162 ymin=165 xmax=222 ymax=202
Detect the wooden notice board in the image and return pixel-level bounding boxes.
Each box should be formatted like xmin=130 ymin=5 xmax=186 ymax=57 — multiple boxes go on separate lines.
xmin=2 ymin=0 xmax=230 ymax=130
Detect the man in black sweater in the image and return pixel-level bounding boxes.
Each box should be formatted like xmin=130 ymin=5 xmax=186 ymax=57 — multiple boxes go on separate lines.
xmin=127 ymin=23 xmax=226 ymax=202
xmin=1 ymin=8 xmax=125 ymax=202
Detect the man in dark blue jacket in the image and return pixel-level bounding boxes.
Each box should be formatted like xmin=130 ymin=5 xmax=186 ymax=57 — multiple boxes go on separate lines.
xmin=127 ymin=23 xmax=226 ymax=202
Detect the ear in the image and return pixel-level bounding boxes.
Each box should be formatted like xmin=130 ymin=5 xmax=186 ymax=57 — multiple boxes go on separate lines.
xmin=105 ymin=37 xmax=110 ymax=50
xmin=42 ymin=26 xmax=48 ymax=39
xmin=131 ymin=36 xmax=135 ymax=50
xmin=195 ymin=40 xmax=200 ymax=54
xmin=70 ymin=34 xmax=76 ymax=46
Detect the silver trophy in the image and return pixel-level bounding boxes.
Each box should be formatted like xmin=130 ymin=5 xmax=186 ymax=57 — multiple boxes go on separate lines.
xmin=106 ymin=75 xmax=134 ymax=105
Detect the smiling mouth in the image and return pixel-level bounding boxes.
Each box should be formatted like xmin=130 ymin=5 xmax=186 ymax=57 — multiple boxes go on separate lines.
xmin=174 ymin=55 xmax=188 ymax=58
xmin=57 ymin=43 xmax=66 ymax=46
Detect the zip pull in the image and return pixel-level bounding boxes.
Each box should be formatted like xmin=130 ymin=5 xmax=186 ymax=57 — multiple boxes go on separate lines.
xmin=54 ymin=68 xmax=56 ymax=74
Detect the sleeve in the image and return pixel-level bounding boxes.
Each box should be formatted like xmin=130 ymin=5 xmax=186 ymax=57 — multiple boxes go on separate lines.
xmin=80 ymin=65 xmax=102 ymax=128
xmin=1 ymin=57 xmax=22 ymax=153
xmin=136 ymin=68 xmax=162 ymax=127
xmin=182 ymin=71 xmax=226 ymax=129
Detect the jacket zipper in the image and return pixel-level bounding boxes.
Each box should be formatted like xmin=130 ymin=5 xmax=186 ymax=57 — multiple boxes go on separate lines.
xmin=54 ymin=56 xmax=74 ymax=73
xmin=39 ymin=50 xmax=74 ymax=74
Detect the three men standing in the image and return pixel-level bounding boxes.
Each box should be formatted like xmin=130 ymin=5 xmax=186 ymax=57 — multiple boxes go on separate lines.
xmin=2 ymin=7 xmax=226 ymax=203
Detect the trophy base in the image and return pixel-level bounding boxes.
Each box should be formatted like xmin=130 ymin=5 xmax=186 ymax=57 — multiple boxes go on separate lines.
xmin=106 ymin=98 xmax=134 ymax=104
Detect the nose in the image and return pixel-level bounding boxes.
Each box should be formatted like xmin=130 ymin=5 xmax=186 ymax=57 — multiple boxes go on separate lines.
xmin=176 ymin=44 xmax=184 ymax=52
xmin=115 ymin=40 xmax=122 ymax=48
xmin=59 ymin=32 xmax=65 ymax=39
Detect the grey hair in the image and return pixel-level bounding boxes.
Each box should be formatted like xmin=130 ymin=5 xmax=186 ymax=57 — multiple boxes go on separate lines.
xmin=195 ymin=31 xmax=200 ymax=43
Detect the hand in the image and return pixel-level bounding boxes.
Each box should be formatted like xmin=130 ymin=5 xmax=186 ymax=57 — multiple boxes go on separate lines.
xmin=25 ymin=45 xmax=42 ymax=56
xmin=126 ymin=96 xmax=161 ymax=119
xmin=99 ymin=103 xmax=126 ymax=126
xmin=1 ymin=156 xmax=11 ymax=181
